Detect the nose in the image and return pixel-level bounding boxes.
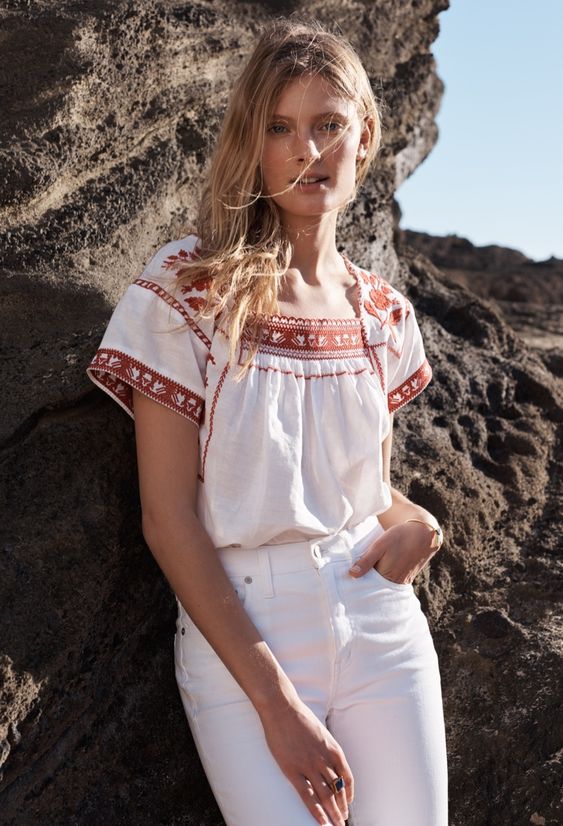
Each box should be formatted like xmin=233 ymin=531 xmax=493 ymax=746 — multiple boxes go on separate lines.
xmin=295 ymin=133 xmax=322 ymax=163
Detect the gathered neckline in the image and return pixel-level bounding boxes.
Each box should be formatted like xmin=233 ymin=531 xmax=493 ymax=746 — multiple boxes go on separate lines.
xmin=262 ymin=313 xmax=362 ymax=326
xmin=254 ymin=254 xmax=363 ymax=327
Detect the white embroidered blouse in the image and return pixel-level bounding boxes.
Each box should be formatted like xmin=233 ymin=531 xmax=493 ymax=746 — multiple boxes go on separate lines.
xmin=86 ymin=234 xmax=433 ymax=549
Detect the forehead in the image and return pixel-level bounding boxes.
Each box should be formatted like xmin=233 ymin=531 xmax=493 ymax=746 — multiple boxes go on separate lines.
xmin=272 ymin=74 xmax=354 ymax=116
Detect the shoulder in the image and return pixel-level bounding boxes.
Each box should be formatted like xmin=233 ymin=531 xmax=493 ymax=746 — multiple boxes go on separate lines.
xmin=131 ymin=233 xmax=214 ymax=319
xmin=354 ymin=264 xmax=413 ymax=331
xmin=144 ymin=233 xmax=203 ymax=277
xmin=86 ymin=232 xmax=212 ymax=426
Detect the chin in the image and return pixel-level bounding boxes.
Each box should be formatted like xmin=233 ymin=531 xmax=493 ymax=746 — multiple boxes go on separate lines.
xmin=280 ymin=195 xmax=344 ymax=215
xmin=282 ymin=207 xmax=335 ymax=222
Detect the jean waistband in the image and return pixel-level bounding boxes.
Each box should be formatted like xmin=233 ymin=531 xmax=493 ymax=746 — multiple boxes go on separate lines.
xmin=216 ymin=515 xmax=385 ymax=596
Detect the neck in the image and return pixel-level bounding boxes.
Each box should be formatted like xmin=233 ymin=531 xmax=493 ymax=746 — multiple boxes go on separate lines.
xmin=281 ymin=211 xmax=344 ymax=286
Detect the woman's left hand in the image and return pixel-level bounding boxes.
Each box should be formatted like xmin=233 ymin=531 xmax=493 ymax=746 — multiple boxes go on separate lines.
xmin=348 ymin=521 xmax=438 ymax=584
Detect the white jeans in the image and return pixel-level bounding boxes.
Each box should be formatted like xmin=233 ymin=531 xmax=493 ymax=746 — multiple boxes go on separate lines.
xmin=174 ymin=515 xmax=449 ymax=826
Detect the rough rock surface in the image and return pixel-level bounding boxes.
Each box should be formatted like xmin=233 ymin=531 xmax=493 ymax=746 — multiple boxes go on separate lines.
xmin=400 ymin=228 xmax=563 ymax=364
xmin=1 ymin=1 xmax=561 ymax=825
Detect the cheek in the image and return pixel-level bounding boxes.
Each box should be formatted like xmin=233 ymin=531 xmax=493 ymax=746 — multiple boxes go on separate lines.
xmin=262 ymin=140 xmax=287 ymax=170
xmin=326 ymin=129 xmax=357 ymax=159
xmin=328 ymin=144 xmax=358 ymax=182
xmin=261 ymin=149 xmax=284 ymax=190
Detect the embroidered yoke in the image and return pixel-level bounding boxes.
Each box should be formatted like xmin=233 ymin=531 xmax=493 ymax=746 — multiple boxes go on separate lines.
xmin=86 ymin=234 xmax=433 ymax=548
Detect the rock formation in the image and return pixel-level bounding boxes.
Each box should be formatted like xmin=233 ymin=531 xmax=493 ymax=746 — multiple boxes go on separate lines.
xmin=1 ymin=1 xmax=560 ymax=824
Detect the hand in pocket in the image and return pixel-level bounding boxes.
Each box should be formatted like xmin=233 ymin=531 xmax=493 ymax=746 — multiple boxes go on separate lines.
xmin=348 ymin=521 xmax=438 ymax=584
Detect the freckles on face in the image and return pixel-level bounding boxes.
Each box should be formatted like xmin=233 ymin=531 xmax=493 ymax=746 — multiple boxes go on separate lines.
xmin=259 ymin=74 xmax=363 ymax=215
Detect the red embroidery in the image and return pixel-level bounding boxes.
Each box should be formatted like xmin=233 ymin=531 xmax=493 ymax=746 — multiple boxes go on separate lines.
xmin=238 ymin=257 xmax=368 ymax=360
xmin=184 ymin=296 xmax=204 ymax=313
xmin=366 ymin=285 xmax=392 ymax=312
xmin=368 ymin=342 xmax=386 ymax=394
xmin=191 ymin=273 xmax=212 ymax=290
xmin=243 ymin=316 xmax=368 ymax=360
xmin=389 ymin=306 xmax=403 ymax=326
xmin=161 ymin=243 xmax=212 ymax=307
xmin=388 ymin=359 xmax=432 ymax=413
xmin=236 ymin=353 xmax=376 ymax=380
xmin=200 ymin=360 xmax=231 ymax=483
xmin=179 ymin=273 xmax=214 ymax=301
xmin=160 ymin=248 xmax=215 ymax=319
xmin=342 ymin=257 xmax=374 ymax=365
xmin=362 ymin=273 xmax=404 ymax=340
xmin=88 ymin=348 xmax=204 ymax=426
xmin=162 ymin=244 xmax=202 ymax=270
xmin=133 ymin=277 xmax=214 ymax=359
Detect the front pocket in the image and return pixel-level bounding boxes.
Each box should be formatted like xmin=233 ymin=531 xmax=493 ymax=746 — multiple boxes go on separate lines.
xmin=370 ymin=566 xmax=414 ymax=591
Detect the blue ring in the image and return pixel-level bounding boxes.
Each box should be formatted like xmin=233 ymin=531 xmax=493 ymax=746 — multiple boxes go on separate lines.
xmin=333 ymin=776 xmax=345 ymax=793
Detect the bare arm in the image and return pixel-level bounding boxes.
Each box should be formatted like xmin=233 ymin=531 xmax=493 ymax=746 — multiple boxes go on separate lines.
xmin=131 ymin=388 xmax=352 ymax=826
xmin=132 ymin=388 xmax=298 ymax=714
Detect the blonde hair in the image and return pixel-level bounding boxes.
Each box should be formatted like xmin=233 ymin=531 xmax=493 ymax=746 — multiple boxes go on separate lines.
xmin=170 ymin=16 xmax=383 ymax=381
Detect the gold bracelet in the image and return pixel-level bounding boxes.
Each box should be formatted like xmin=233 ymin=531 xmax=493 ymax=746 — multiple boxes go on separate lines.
xmin=405 ymin=518 xmax=444 ymax=551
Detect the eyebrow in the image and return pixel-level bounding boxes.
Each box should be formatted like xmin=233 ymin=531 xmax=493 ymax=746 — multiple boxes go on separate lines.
xmin=269 ymin=111 xmax=349 ymax=122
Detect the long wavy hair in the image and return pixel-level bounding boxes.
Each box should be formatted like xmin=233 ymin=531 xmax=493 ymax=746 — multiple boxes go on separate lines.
xmin=169 ymin=16 xmax=383 ymax=381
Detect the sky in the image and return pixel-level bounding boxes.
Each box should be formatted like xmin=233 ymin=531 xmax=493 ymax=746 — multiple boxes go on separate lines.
xmin=396 ymin=0 xmax=562 ymax=262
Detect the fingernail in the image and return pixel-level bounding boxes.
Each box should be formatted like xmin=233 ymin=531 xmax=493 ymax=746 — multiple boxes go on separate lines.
xmin=349 ymin=565 xmax=361 ymax=574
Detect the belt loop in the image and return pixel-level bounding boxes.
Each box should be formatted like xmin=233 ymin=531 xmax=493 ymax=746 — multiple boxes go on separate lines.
xmin=257 ymin=547 xmax=274 ymax=598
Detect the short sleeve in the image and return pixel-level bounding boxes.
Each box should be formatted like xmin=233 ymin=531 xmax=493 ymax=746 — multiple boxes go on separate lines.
xmin=85 ymin=234 xmax=213 ymax=429
xmin=386 ymin=295 xmax=433 ymax=413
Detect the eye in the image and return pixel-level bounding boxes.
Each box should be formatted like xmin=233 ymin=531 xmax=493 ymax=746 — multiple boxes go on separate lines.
xmin=268 ymin=123 xmax=288 ymax=135
xmin=322 ymin=120 xmax=343 ymax=132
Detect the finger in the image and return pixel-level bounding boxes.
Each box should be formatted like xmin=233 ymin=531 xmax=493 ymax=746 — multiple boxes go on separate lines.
xmin=349 ymin=552 xmax=381 ymax=577
xmin=344 ymin=762 xmax=354 ymax=805
xmin=329 ymin=761 xmax=354 ymax=812
xmin=323 ymin=772 xmax=349 ymax=822
xmin=348 ymin=538 xmax=386 ymax=577
xmin=333 ymin=758 xmax=354 ymax=805
xmin=324 ymin=745 xmax=354 ymax=805
xmin=295 ymin=777 xmax=333 ymax=826
xmin=316 ymin=778 xmax=346 ymax=826
xmin=338 ymin=786 xmax=349 ymax=823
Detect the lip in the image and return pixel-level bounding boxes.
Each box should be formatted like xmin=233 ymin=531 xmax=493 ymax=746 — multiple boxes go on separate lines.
xmin=291 ymin=175 xmax=329 ymax=184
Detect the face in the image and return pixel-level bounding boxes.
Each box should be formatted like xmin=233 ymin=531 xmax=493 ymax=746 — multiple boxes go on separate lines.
xmin=260 ymin=73 xmax=370 ymax=227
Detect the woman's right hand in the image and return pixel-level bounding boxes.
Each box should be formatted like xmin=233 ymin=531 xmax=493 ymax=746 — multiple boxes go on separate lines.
xmin=259 ymin=698 xmax=354 ymax=825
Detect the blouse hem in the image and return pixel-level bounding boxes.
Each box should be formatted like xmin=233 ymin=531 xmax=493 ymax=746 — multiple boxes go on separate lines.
xmin=86 ymin=347 xmax=203 ymax=427
xmin=387 ymin=358 xmax=433 ymax=413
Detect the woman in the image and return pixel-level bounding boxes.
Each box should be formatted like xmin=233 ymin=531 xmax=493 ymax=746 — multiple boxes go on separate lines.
xmin=86 ymin=17 xmax=448 ymax=826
